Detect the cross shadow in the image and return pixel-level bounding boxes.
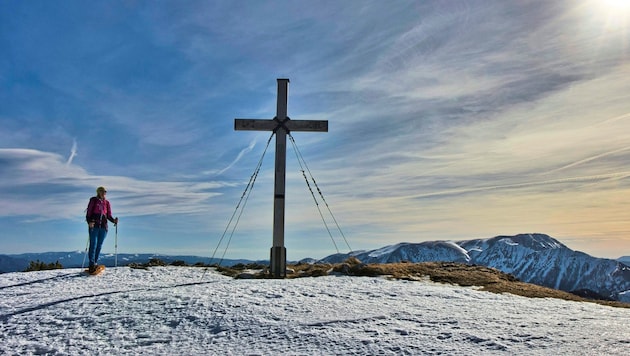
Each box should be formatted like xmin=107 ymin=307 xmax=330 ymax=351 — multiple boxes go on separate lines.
xmin=0 ymin=271 xmax=85 ymax=290
xmin=0 ymin=279 xmax=218 ymax=323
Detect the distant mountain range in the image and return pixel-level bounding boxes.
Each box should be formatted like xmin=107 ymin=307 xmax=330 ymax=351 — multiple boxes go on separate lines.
xmin=0 ymin=252 xmax=260 ymax=273
xmin=319 ymin=233 xmax=630 ymax=303
xmin=2 ymin=233 xmax=629 ymax=303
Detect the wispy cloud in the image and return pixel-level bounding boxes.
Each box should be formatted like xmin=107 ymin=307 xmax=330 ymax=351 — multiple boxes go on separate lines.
xmin=0 ymin=148 xmax=227 ymax=221
xmin=66 ymin=139 xmax=77 ymax=166
xmin=213 ymin=138 xmax=258 ymax=176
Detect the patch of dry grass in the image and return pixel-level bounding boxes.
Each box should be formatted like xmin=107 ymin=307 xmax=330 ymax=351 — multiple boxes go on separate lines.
xmin=215 ymin=259 xmax=629 ymax=308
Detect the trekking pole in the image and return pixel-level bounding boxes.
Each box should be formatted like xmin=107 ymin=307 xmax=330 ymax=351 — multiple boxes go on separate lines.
xmin=115 ymin=222 xmax=118 ymax=267
xmin=81 ymin=234 xmax=90 ymax=269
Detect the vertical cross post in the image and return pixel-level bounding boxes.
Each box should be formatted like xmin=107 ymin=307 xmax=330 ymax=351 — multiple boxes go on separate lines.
xmin=234 ymin=79 xmax=328 ymax=278
xmin=271 ymin=79 xmax=289 ymax=278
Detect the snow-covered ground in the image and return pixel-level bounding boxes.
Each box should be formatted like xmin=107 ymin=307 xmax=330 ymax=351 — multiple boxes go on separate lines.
xmin=1 ymin=267 xmax=629 ymax=355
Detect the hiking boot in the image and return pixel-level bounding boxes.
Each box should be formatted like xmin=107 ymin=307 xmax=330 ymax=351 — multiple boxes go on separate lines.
xmin=89 ymin=265 xmax=97 ymax=273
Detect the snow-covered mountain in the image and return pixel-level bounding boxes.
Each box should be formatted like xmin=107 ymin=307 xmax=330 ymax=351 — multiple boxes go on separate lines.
xmin=321 ymin=233 xmax=630 ymax=302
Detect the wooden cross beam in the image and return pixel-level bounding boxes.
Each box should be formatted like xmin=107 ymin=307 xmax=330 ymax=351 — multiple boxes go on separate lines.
xmin=234 ymin=79 xmax=328 ymax=278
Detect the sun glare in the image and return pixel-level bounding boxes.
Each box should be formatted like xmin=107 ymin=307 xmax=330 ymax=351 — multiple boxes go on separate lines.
xmin=597 ymin=0 xmax=630 ymax=30
xmin=603 ymin=0 xmax=630 ymax=11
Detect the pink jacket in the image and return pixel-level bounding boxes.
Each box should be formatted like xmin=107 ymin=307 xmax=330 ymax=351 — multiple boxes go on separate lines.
xmin=86 ymin=197 xmax=115 ymax=229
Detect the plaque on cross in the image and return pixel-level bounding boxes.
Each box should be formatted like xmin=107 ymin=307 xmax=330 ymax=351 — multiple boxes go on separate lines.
xmin=235 ymin=79 xmax=328 ymax=278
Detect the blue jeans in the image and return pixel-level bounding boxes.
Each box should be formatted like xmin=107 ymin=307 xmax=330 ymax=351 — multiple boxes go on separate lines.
xmin=88 ymin=227 xmax=108 ymax=266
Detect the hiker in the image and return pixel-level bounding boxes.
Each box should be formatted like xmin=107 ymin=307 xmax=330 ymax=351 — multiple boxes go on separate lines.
xmin=86 ymin=186 xmax=118 ymax=273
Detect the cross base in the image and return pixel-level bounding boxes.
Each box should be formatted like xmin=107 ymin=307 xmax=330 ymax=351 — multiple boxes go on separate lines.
xmin=270 ymin=246 xmax=287 ymax=278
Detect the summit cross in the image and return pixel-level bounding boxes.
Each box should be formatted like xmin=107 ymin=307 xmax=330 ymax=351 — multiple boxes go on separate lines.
xmin=234 ymin=79 xmax=328 ymax=278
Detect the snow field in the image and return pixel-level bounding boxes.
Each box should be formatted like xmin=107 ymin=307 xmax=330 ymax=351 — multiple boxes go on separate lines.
xmin=1 ymin=267 xmax=629 ymax=355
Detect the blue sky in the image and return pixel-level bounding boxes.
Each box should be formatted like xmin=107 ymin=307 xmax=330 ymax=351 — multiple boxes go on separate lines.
xmin=1 ymin=0 xmax=630 ymax=261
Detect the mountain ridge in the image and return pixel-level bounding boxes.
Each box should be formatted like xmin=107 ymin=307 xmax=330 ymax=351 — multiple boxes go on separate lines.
xmin=319 ymin=233 xmax=630 ymax=302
